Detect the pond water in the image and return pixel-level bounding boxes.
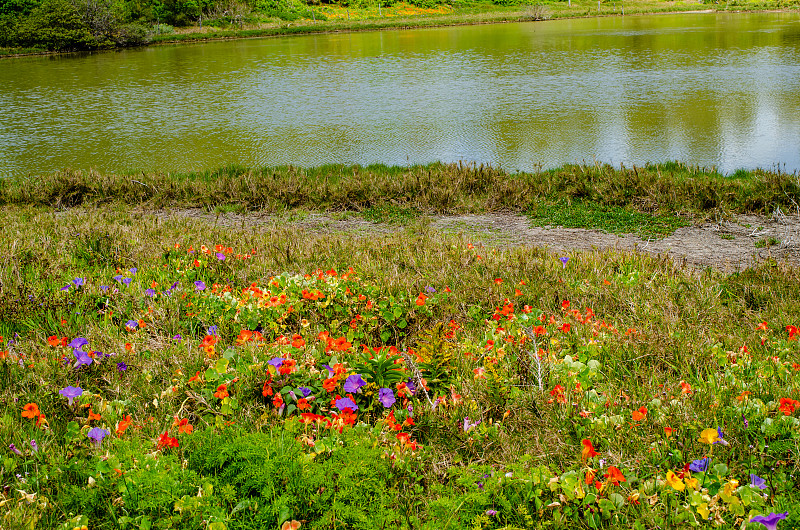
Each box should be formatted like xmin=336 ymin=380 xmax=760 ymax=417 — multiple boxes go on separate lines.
xmin=2 ymin=11 xmax=800 ymax=177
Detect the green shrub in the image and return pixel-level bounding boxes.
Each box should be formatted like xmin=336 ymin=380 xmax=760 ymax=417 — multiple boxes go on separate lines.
xmin=16 ymin=0 xmax=94 ymax=50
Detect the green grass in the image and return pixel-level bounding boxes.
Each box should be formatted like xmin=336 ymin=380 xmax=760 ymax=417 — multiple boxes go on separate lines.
xmin=2 ymin=162 xmax=798 ymax=222
xmin=528 ymin=199 xmax=691 ymax=238
xmin=1 ymin=201 xmax=800 ymax=528
xmin=361 ymin=204 xmax=420 ymax=225
xmin=755 ymin=237 xmax=781 ymax=248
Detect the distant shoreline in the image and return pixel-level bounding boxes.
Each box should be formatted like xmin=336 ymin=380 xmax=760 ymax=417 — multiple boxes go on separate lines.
xmin=2 ymin=2 xmax=798 ymax=59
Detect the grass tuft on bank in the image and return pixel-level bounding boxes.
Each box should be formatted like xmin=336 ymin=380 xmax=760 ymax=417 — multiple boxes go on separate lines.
xmin=3 ymin=162 xmax=798 ymax=235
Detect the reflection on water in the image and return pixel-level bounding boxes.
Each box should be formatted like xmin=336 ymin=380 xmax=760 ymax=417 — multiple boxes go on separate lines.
xmin=1 ymin=11 xmax=799 ymax=176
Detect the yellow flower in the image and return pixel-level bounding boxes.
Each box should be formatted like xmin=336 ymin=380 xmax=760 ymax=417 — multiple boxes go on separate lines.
xmin=698 ymin=428 xmax=719 ymax=444
xmin=723 ymin=479 xmax=739 ymax=497
xmin=685 ymin=474 xmax=699 ymax=490
xmin=665 ymin=470 xmax=685 ymax=491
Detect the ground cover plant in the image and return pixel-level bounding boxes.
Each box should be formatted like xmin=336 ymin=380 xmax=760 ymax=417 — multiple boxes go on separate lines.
xmin=1 ymin=191 xmax=799 ymax=528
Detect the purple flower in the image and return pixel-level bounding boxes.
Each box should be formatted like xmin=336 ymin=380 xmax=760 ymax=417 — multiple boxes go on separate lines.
xmin=689 ymin=458 xmax=709 ymax=473
xmin=60 ymin=284 xmax=71 ymax=291
xmin=100 ymin=285 xmax=109 ymax=291
xmin=335 ymin=397 xmax=358 ymax=412
xmin=169 ymin=281 xmax=179 ymax=291
xmin=486 ymin=510 xmax=497 ymax=516
xmin=299 ymin=387 xmax=312 ymax=397
xmin=125 ymin=320 xmax=138 ymax=330
xmin=424 ymin=286 xmax=436 ymax=293
xmin=59 ymin=386 xmax=83 ymax=406
xmin=714 ymin=427 xmax=729 ymax=446
xmin=68 ymin=337 xmax=89 ymax=349
xmin=463 ymin=417 xmax=480 ymax=432
xmin=72 ymin=278 xmax=85 ymax=288
xmin=194 ymin=280 xmax=206 ymax=291
xmin=29 ymin=440 xmax=38 ymax=453
xmin=87 ymin=427 xmax=110 ymax=448
xmin=144 ymin=289 xmax=156 ymax=297
xmin=343 ymin=374 xmax=367 ymax=394
xmin=72 ymin=346 xmax=93 ymax=368
xmin=215 ymin=252 xmax=226 ymax=261
xmin=405 ymin=378 xmax=416 ymax=394
xmin=117 ymin=362 xmax=127 ymax=372
xmin=172 ymin=334 xmax=182 ymax=342
xmin=750 ymin=513 xmax=788 ymax=530
xmin=268 ymin=357 xmax=284 ymax=369
xmin=321 ymin=364 xmax=333 ymax=376
xmin=129 ymin=268 xmax=137 ymax=274
xmin=476 ymin=481 xmax=484 ymax=490
xmin=121 ymin=278 xmax=132 ymax=286
xmin=559 ymin=257 xmax=569 ymax=268
xmin=378 ymin=388 xmax=396 ymax=408
xmin=750 ymin=474 xmax=768 ymax=490
xmin=9 ymin=443 xmax=22 ymax=456
xmin=208 ymin=325 xmax=218 ymax=336
xmin=113 ymin=275 xmax=124 ymax=283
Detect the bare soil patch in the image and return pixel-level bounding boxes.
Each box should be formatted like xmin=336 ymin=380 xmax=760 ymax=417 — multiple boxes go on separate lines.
xmin=150 ymin=208 xmax=800 ymax=272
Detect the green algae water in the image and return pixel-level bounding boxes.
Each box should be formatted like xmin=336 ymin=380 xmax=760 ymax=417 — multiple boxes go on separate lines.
xmin=1 ymin=11 xmax=799 ymax=177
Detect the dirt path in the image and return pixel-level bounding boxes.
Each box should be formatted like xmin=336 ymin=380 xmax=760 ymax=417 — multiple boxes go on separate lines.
xmin=151 ymin=209 xmax=800 ymax=272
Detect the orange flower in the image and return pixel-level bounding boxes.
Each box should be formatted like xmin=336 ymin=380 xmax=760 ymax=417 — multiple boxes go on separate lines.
xmin=664 ymin=426 xmax=674 ymax=437
xmin=116 ymin=415 xmax=133 ymax=436
xmin=778 ymin=397 xmax=800 ymax=416
xmin=236 ymin=330 xmax=253 ymax=345
xmin=214 ymin=384 xmax=229 ymax=399
xmin=273 ymin=394 xmax=284 ymax=408
xmin=756 ymin=321 xmax=769 ymax=331
xmin=291 ymin=334 xmax=306 ymax=348
xmin=22 ymin=403 xmax=40 ymax=419
xmin=175 ymin=418 xmax=193 ymax=434
xmin=680 ymin=381 xmax=692 ymax=395
xmin=415 ymin=294 xmax=427 ymax=306
xmin=581 ymin=439 xmax=599 ymax=460
xmin=297 ymin=398 xmax=310 ymax=411
xmin=323 ymin=377 xmax=338 ymax=393
xmin=604 ymin=466 xmax=626 ymax=485
xmin=47 ymin=336 xmax=60 ymax=347
xmin=157 ymin=431 xmax=179 ymax=449
xmin=631 ymin=406 xmax=648 ymax=422
xmin=88 ymin=408 xmax=102 ymax=421
xmin=188 ymin=370 xmax=202 ymax=384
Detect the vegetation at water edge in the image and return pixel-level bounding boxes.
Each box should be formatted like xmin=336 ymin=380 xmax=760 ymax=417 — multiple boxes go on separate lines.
xmin=1 ymin=0 xmax=798 ymax=54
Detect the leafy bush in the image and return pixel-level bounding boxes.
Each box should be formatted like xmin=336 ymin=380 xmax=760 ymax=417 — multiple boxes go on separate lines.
xmin=16 ymin=0 xmax=95 ymax=50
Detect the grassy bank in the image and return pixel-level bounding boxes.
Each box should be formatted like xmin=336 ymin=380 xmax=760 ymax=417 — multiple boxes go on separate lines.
xmin=1 ymin=162 xmax=800 ymax=528
xmin=137 ymin=0 xmax=800 ymax=49
xmin=3 ymin=162 xmax=798 ymax=237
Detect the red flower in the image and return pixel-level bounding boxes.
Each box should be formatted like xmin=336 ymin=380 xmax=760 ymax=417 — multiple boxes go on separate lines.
xmin=116 ymin=415 xmax=133 ymax=436
xmin=631 ymin=406 xmax=648 ymax=422
xmin=604 ymin=466 xmax=626 ymax=485
xmin=778 ymin=397 xmax=800 ymax=416
xmin=157 ymin=431 xmax=179 ymax=449
xmin=415 ymin=294 xmax=427 ymax=306
xmin=581 ymin=439 xmax=599 ymax=460
xmin=214 ymin=384 xmax=229 ymax=399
